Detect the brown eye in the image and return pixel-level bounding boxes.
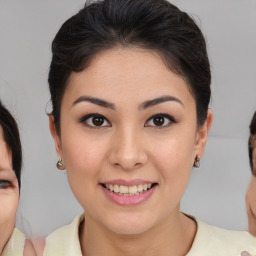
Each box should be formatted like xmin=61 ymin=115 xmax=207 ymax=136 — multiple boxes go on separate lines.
xmin=153 ymin=117 xmax=165 ymax=126
xmin=92 ymin=116 xmax=104 ymax=126
xmin=80 ymin=114 xmax=111 ymax=128
xmin=145 ymin=114 xmax=176 ymax=128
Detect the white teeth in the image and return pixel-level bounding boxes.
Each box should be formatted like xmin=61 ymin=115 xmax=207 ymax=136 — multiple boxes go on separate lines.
xmin=128 ymin=186 xmax=137 ymax=194
xmin=114 ymin=185 xmax=120 ymax=193
xmin=120 ymin=185 xmax=129 ymax=194
xmin=138 ymin=184 xmax=144 ymax=192
xmin=104 ymin=183 xmax=154 ymax=195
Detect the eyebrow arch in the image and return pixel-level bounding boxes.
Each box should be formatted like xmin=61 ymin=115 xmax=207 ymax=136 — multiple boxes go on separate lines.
xmin=139 ymin=95 xmax=184 ymax=110
xmin=72 ymin=96 xmax=116 ymax=110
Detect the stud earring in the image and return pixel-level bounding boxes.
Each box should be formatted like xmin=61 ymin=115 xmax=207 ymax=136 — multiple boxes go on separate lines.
xmin=193 ymin=156 xmax=200 ymax=168
xmin=56 ymin=159 xmax=65 ymax=170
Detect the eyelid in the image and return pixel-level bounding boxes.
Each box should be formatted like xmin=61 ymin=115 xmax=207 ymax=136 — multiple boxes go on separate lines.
xmin=79 ymin=113 xmax=111 ymax=128
xmin=145 ymin=113 xmax=177 ymax=127
xmin=0 ymin=180 xmax=11 ymax=189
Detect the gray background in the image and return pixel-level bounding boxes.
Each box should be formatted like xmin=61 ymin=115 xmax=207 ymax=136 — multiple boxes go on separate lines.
xmin=0 ymin=0 xmax=255 ymax=237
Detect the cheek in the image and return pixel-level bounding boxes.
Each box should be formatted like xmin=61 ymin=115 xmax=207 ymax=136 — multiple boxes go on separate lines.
xmin=0 ymin=192 xmax=19 ymax=226
xmin=151 ymin=131 xmax=195 ymax=174
xmin=150 ymin=131 xmax=195 ymax=197
xmin=252 ymin=149 xmax=256 ymax=172
xmin=62 ymin=133 xmax=107 ymax=176
xmin=61 ymin=133 xmax=108 ymax=207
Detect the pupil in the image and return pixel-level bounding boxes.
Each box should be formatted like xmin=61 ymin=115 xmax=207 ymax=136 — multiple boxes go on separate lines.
xmin=92 ymin=117 xmax=104 ymax=126
xmin=153 ymin=117 xmax=164 ymax=126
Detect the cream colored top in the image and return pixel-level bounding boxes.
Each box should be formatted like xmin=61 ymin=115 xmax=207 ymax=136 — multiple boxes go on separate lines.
xmin=1 ymin=228 xmax=26 ymax=256
xmin=44 ymin=215 xmax=256 ymax=256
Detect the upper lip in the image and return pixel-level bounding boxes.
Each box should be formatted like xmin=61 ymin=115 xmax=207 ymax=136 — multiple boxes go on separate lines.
xmin=101 ymin=179 xmax=156 ymax=186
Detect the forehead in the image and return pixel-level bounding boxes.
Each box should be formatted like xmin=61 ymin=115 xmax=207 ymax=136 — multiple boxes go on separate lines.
xmin=65 ymin=47 xmax=194 ymax=107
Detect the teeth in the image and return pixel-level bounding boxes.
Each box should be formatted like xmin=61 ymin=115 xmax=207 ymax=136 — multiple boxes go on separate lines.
xmin=138 ymin=185 xmax=143 ymax=192
xmin=114 ymin=185 xmax=120 ymax=193
xmin=129 ymin=186 xmax=137 ymax=194
xmin=104 ymin=183 xmax=154 ymax=195
xmin=120 ymin=185 xmax=129 ymax=194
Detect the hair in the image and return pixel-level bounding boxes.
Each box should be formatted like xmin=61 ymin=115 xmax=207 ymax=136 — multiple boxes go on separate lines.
xmin=49 ymin=0 xmax=211 ymax=134
xmin=0 ymin=100 xmax=22 ymax=189
xmin=249 ymin=111 xmax=256 ymax=175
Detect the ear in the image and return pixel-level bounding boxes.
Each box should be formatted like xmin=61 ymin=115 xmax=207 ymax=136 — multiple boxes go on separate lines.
xmin=49 ymin=115 xmax=63 ymax=159
xmin=194 ymin=109 xmax=213 ymax=159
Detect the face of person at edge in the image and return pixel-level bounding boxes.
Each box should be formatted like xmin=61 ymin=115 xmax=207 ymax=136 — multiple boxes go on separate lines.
xmin=252 ymin=137 xmax=256 ymax=174
xmin=50 ymin=47 xmax=212 ymax=235
xmin=0 ymin=128 xmax=19 ymax=252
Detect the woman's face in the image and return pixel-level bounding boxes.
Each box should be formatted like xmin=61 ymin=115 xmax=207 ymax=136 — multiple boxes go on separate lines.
xmin=50 ymin=47 xmax=212 ymax=234
xmin=252 ymin=135 xmax=256 ymax=174
xmin=0 ymin=128 xmax=19 ymax=244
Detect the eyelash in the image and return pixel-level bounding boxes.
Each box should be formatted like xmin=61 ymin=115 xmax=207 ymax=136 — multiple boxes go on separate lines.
xmin=80 ymin=113 xmax=111 ymax=129
xmin=80 ymin=113 xmax=176 ymax=129
xmin=0 ymin=180 xmax=11 ymax=189
xmin=145 ymin=113 xmax=177 ymax=128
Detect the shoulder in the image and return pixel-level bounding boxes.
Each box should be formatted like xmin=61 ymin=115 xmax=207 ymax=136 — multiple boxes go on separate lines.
xmin=43 ymin=215 xmax=83 ymax=256
xmin=2 ymin=228 xmax=26 ymax=256
xmin=188 ymin=218 xmax=256 ymax=256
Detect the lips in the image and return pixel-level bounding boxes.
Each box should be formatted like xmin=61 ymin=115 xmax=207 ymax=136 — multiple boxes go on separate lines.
xmin=102 ymin=183 xmax=154 ymax=195
xmin=100 ymin=180 xmax=157 ymax=206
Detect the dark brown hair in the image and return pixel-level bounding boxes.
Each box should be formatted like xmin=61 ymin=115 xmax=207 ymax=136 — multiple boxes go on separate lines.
xmin=49 ymin=0 xmax=211 ymax=134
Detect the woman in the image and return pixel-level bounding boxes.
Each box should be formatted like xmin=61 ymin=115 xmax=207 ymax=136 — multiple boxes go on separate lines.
xmin=246 ymin=111 xmax=256 ymax=236
xmin=44 ymin=0 xmax=256 ymax=255
xmin=0 ymin=100 xmax=35 ymax=256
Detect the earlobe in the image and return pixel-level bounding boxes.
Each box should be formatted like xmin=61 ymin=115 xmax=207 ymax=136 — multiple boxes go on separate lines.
xmin=194 ymin=109 xmax=213 ymax=159
xmin=49 ymin=115 xmax=63 ymax=158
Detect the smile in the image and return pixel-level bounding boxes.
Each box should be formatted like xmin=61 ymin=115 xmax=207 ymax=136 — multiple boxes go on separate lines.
xmin=100 ymin=182 xmax=157 ymax=206
xmin=102 ymin=183 xmax=155 ymax=196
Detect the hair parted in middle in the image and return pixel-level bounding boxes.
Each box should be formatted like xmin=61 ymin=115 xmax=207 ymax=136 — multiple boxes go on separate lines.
xmin=49 ymin=0 xmax=211 ymax=134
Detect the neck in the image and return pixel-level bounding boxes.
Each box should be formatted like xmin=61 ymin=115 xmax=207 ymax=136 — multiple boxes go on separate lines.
xmin=79 ymin=210 xmax=197 ymax=256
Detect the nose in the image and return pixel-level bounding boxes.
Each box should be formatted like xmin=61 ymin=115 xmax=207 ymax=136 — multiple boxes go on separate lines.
xmin=108 ymin=127 xmax=148 ymax=170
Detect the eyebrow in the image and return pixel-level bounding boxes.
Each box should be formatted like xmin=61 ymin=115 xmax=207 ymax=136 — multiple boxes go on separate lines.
xmin=72 ymin=95 xmax=183 ymax=110
xmin=139 ymin=95 xmax=184 ymax=110
xmin=72 ymin=96 xmax=116 ymax=110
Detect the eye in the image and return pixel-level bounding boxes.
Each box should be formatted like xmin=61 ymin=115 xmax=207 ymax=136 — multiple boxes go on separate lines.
xmin=0 ymin=180 xmax=11 ymax=189
xmin=80 ymin=114 xmax=111 ymax=128
xmin=145 ymin=114 xmax=176 ymax=128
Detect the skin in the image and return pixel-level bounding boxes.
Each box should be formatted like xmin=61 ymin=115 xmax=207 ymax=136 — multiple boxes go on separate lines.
xmin=0 ymin=127 xmax=36 ymax=256
xmin=50 ymin=47 xmax=212 ymax=256
xmin=0 ymin=127 xmax=19 ymax=254
xmin=246 ymin=135 xmax=256 ymax=236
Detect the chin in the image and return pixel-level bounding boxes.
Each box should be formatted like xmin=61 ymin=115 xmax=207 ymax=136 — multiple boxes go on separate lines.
xmin=104 ymin=213 xmax=156 ymax=235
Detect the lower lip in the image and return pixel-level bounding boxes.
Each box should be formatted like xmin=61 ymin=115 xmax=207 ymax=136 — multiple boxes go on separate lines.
xmin=101 ymin=185 xmax=156 ymax=206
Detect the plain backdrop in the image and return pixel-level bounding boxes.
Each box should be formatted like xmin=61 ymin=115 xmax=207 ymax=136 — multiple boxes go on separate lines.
xmin=0 ymin=0 xmax=256 ymax=237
